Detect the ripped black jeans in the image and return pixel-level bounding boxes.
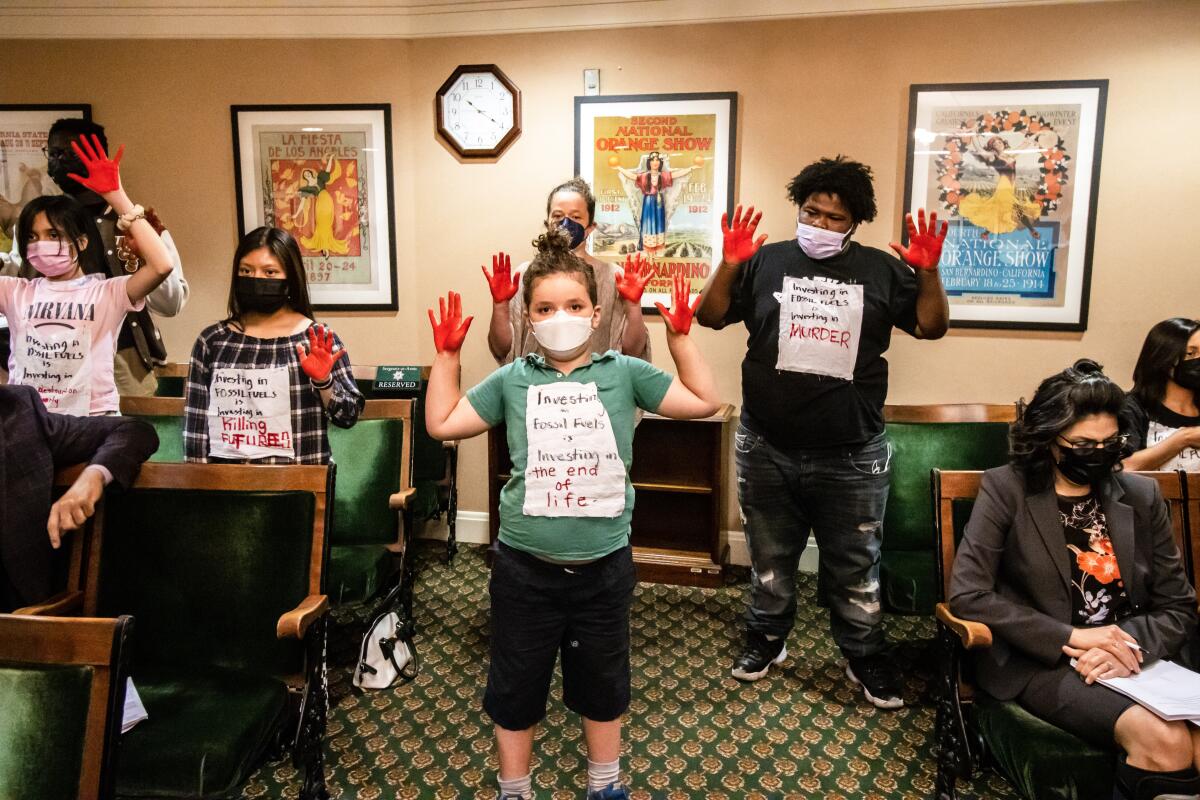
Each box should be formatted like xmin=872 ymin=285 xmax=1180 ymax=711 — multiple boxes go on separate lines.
xmin=735 ymin=424 xmax=892 ymax=658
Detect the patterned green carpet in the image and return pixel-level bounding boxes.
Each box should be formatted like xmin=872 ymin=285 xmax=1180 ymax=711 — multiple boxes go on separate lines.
xmin=241 ymin=543 xmax=1019 ymax=799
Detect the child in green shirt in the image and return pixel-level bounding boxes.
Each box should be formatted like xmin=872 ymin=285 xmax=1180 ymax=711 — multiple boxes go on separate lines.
xmin=426 ymin=229 xmax=721 ymax=800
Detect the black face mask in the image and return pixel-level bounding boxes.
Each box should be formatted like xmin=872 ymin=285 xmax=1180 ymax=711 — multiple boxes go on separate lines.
xmin=1174 ymin=358 xmax=1200 ymax=392
xmin=1055 ymin=443 xmax=1122 ymax=487
xmin=557 ymin=217 xmax=587 ymax=250
xmin=235 ymin=276 xmax=289 ymax=314
xmin=46 ymin=148 xmax=86 ymax=196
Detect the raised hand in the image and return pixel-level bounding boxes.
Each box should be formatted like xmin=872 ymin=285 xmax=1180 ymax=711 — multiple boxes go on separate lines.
xmin=296 ymin=324 xmax=349 ymax=383
xmin=481 ymin=251 xmax=520 ymax=304
xmin=654 ymin=273 xmax=702 ymax=336
xmin=615 ymin=252 xmax=655 ymax=304
xmin=67 ymin=134 xmax=125 ymax=196
xmin=428 ymin=291 xmax=474 ymax=353
xmin=721 ymin=204 xmax=766 ymax=265
xmin=890 ymin=208 xmax=948 ymax=270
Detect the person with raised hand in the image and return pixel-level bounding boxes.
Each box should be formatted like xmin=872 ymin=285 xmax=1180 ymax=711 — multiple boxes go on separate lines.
xmin=426 ymin=227 xmax=720 ymax=800
xmin=0 ymin=135 xmax=173 ymax=415
xmin=486 ymin=177 xmax=651 ymax=365
xmin=696 ymin=155 xmax=950 ymax=709
xmin=183 ymin=226 xmax=362 ymax=464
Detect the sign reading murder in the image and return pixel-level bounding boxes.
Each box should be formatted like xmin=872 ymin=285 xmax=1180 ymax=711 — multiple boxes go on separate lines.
xmin=206 ymin=366 xmax=295 ymax=460
xmin=775 ymin=276 xmax=864 ymax=381
xmin=523 ymin=382 xmax=625 ymax=518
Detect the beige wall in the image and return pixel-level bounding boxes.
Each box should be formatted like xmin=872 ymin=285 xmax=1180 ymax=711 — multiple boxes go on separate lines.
xmin=4 ymin=0 xmax=1198 ymax=530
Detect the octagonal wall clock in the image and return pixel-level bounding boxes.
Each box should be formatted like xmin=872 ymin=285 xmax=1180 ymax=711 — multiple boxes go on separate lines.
xmin=435 ymin=64 xmax=521 ymax=159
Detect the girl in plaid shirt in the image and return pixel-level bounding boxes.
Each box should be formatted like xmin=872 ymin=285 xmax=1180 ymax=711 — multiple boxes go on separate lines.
xmin=184 ymin=227 xmax=363 ymax=464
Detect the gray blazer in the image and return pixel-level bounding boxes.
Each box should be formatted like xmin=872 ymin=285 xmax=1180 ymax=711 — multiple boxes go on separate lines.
xmin=949 ymin=464 xmax=1197 ymax=700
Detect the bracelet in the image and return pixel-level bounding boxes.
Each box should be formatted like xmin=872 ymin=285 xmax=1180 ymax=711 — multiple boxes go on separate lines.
xmin=311 ymin=375 xmax=334 ymax=390
xmin=116 ymin=204 xmax=146 ymax=232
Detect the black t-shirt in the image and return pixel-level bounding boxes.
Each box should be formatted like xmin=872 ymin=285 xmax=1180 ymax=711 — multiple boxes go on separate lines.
xmin=1057 ymin=493 xmax=1130 ymax=626
xmin=724 ymin=239 xmax=919 ymax=449
xmin=1120 ymin=394 xmax=1200 ymax=470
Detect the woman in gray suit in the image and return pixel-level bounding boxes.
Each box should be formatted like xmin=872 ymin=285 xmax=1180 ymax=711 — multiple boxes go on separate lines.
xmin=950 ymin=359 xmax=1200 ymax=800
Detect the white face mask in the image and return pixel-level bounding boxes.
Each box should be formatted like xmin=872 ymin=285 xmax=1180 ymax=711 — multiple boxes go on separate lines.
xmin=796 ymin=220 xmax=851 ymax=260
xmin=531 ymin=310 xmax=594 ymax=358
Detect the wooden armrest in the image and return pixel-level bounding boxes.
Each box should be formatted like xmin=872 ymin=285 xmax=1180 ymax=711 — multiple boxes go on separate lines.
xmin=13 ymin=590 xmax=83 ymax=617
xmin=442 ymin=440 xmax=459 ymax=451
xmin=389 ymin=487 xmax=416 ymax=509
xmin=935 ymin=603 xmax=993 ymax=650
xmin=276 ymin=594 xmax=328 ymax=639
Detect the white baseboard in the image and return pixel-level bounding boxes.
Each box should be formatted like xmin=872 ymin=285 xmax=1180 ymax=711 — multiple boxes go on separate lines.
xmin=420 ymin=512 xmax=819 ymax=573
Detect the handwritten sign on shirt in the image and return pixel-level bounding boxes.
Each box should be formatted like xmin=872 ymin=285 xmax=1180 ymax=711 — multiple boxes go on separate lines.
xmin=206 ymin=366 xmax=295 ymax=460
xmin=1148 ymin=420 xmax=1200 ymax=472
xmin=775 ymin=275 xmax=864 ymax=381
xmin=523 ymin=382 xmax=625 ymax=518
xmin=16 ymin=324 xmax=93 ymax=415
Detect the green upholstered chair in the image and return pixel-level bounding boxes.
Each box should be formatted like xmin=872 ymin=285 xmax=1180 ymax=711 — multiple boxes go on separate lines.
xmin=0 ymin=613 xmax=133 ymax=800
xmin=120 ymin=396 xmax=185 ymax=462
xmin=47 ymin=462 xmax=334 ymax=800
xmin=932 ymin=469 xmax=1192 ymax=800
xmin=327 ymin=398 xmax=417 ymax=606
xmin=354 ymin=364 xmax=460 ymax=563
xmin=152 ymin=362 xmax=189 ymax=398
xmin=880 ymin=404 xmax=1014 ymax=615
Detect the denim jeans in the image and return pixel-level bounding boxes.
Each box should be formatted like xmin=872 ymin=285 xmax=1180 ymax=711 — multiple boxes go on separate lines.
xmin=735 ymin=423 xmax=892 ymax=657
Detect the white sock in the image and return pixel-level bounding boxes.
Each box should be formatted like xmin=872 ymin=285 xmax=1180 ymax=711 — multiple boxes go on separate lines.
xmin=587 ymin=758 xmax=620 ymax=792
xmin=498 ymin=772 xmax=532 ymax=799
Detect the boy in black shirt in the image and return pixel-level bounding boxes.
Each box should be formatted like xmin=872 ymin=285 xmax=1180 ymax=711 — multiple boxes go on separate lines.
xmin=696 ymin=156 xmax=949 ymax=708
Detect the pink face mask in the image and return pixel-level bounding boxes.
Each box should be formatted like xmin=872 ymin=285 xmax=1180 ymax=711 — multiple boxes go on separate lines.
xmin=25 ymin=240 xmax=78 ymax=277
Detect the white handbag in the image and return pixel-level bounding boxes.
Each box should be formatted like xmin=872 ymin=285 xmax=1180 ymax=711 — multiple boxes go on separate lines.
xmin=353 ymin=600 xmax=418 ymax=690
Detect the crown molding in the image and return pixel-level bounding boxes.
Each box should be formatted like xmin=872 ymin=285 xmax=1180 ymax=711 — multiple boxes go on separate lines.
xmin=0 ymin=0 xmax=1113 ymax=39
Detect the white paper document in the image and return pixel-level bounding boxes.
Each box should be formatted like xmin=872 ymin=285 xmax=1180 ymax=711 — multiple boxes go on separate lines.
xmin=1092 ymin=659 xmax=1200 ymax=722
xmin=122 ymin=677 xmax=148 ymax=734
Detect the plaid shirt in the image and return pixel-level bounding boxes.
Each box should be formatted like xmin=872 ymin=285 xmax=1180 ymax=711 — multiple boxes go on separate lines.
xmin=184 ymin=321 xmax=363 ymax=464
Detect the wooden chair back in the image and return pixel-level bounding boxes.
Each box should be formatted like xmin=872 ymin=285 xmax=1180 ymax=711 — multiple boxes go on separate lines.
xmin=0 ymin=614 xmax=133 ymax=800
xmin=932 ymin=469 xmax=985 ymax=602
xmin=884 ymin=404 xmax=1017 ymax=424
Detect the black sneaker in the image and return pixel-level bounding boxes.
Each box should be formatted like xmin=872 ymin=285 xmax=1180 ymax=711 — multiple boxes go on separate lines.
xmin=845 ymin=653 xmax=904 ymax=709
xmin=731 ymin=630 xmax=787 ymax=682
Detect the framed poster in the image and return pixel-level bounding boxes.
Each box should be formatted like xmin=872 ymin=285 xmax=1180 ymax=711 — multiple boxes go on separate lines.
xmin=575 ymin=92 xmax=737 ymax=313
xmin=903 ymin=81 xmax=1107 ymax=331
xmin=232 ymin=104 xmax=397 ymax=311
xmin=0 ymin=104 xmax=90 ymax=251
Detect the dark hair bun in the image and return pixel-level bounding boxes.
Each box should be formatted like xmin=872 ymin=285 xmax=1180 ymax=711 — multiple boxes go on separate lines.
xmin=1072 ymin=358 xmax=1105 ymax=375
xmin=533 ymin=226 xmax=573 ymax=255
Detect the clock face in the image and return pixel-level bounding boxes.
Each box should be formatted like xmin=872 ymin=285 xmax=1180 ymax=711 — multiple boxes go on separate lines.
xmin=439 ymin=70 xmax=516 ymax=153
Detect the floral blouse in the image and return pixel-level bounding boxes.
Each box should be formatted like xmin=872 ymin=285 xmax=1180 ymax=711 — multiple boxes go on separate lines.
xmin=1058 ymin=494 xmax=1130 ymax=626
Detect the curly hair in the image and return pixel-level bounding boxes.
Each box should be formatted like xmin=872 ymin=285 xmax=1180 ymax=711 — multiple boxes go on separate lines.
xmin=1009 ymin=359 xmax=1128 ymax=493
xmin=785 ymin=155 xmax=877 ymax=223
xmin=521 ymin=226 xmax=597 ymax=308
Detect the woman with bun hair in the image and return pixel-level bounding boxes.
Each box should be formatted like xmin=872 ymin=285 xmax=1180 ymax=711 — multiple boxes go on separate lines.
xmin=949 ymin=359 xmax=1199 ymax=800
xmin=424 ymin=226 xmax=721 ymax=800
xmin=1122 ymin=317 xmax=1200 ymax=472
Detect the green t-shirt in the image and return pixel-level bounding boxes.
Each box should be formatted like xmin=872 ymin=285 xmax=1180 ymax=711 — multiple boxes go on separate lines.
xmin=467 ymin=350 xmax=674 ymax=561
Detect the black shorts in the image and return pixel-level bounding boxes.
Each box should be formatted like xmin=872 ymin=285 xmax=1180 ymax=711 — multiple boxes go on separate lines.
xmin=484 ymin=541 xmax=636 ymax=731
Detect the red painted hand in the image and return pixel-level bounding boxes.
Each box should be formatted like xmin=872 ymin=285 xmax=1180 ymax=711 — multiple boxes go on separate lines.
xmin=721 ymin=204 xmax=766 ymax=265
xmin=615 ymin=252 xmax=654 ymax=304
xmin=296 ymin=324 xmax=348 ymax=383
xmin=428 ymin=291 xmax=474 ymax=353
xmin=654 ymin=273 xmax=702 ymax=336
xmin=67 ymin=134 xmax=125 ymax=196
xmin=889 ymin=208 xmax=948 ymax=270
xmin=481 ymin=252 xmax=520 ymax=304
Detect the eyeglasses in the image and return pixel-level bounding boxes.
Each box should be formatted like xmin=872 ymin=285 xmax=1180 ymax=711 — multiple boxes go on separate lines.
xmin=40 ymin=146 xmax=70 ymax=161
xmin=1057 ymin=433 xmax=1128 ymax=451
